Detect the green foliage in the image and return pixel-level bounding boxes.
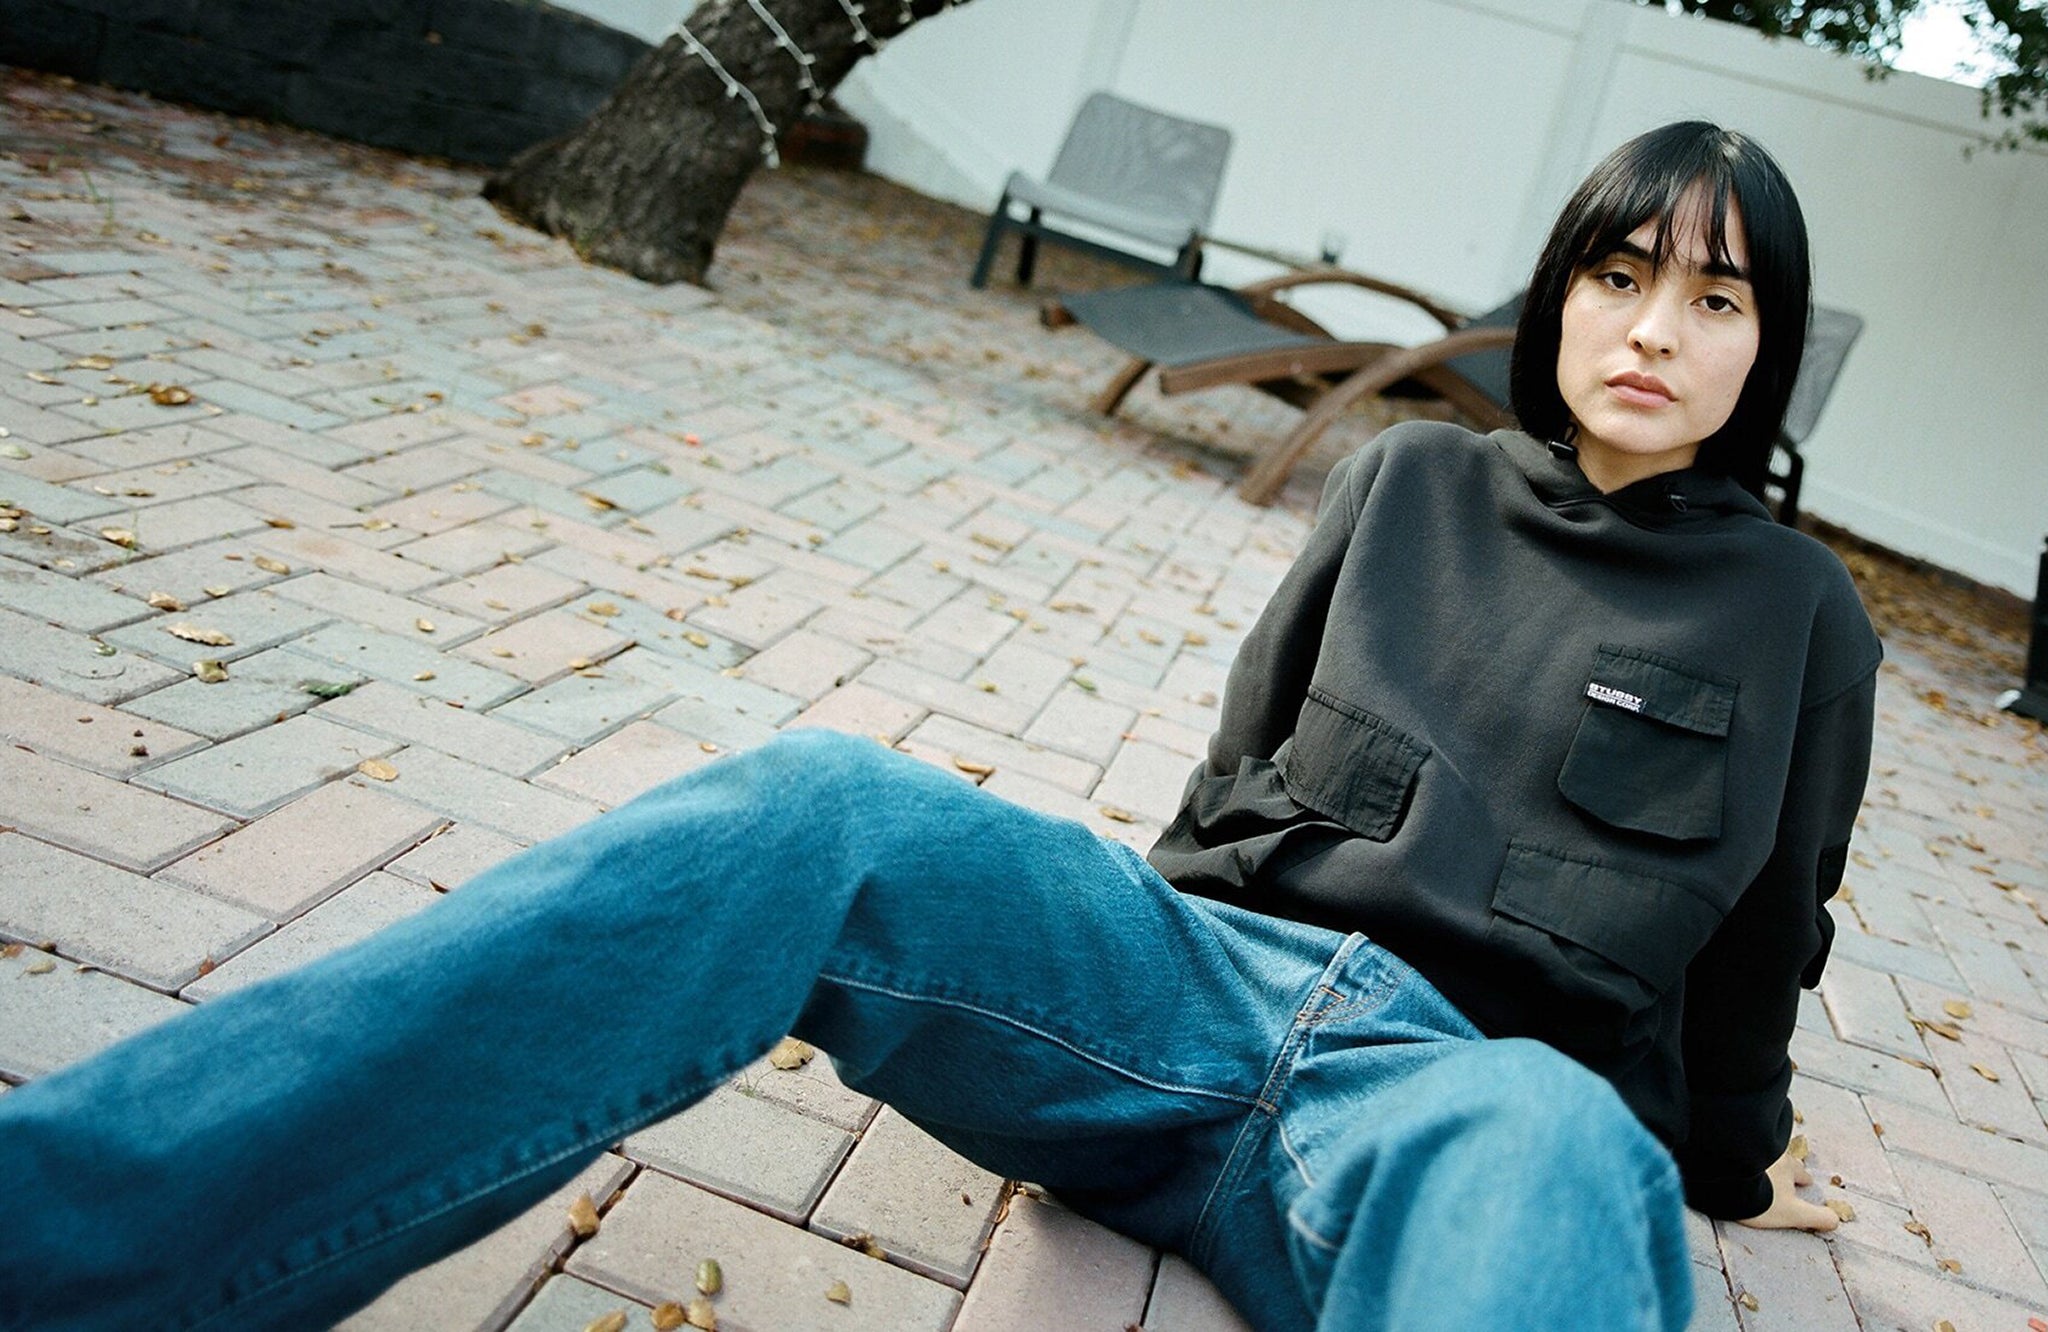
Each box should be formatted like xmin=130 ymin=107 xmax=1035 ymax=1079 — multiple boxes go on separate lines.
xmin=1642 ymin=0 xmax=2048 ymax=150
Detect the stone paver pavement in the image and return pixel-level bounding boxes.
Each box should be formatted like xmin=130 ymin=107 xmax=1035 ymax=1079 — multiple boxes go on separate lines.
xmin=3 ymin=67 xmax=2046 ymax=1331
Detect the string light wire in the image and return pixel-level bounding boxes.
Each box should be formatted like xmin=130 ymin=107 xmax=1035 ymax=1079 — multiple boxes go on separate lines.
xmin=672 ymin=16 xmax=782 ymax=167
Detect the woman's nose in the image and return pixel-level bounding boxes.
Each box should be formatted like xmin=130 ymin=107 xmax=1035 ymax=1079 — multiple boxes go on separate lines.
xmin=1628 ymin=294 xmax=1681 ymax=357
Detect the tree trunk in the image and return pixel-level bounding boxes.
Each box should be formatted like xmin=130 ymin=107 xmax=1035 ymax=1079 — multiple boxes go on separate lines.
xmin=484 ymin=0 xmax=968 ymax=285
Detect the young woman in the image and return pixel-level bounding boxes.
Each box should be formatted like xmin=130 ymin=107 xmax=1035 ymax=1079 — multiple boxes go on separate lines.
xmin=0 ymin=120 xmax=1875 ymax=1332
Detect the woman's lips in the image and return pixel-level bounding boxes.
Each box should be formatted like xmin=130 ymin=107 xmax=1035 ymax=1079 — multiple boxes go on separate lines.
xmin=1606 ymin=371 xmax=1675 ymax=407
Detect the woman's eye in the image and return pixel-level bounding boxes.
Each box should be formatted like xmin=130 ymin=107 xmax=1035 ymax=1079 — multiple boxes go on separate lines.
xmin=1596 ymin=270 xmax=1635 ymax=292
xmin=1700 ymin=293 xmax=1740 ymax=314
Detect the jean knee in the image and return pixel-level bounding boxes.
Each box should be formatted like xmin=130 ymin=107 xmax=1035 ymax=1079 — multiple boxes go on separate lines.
xmin=1460 ymin=1039 xmax=1662 ymax=1162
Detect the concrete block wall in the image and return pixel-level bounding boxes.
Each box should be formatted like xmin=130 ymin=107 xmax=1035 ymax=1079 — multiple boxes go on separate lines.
xmin=0 ymin=0 xmax=651 ymax=164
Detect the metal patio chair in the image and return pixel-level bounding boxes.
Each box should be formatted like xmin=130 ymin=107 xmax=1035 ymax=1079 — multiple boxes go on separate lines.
xmin=969 ymin=91 xmax=1232 ymax=290
xmin=1768 ymin=305 xmax=1864 ymax=526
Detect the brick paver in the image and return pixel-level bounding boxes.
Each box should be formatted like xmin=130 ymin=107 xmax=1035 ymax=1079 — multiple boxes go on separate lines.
xmin=2 ymin=68 xmax=2043 ymax=1332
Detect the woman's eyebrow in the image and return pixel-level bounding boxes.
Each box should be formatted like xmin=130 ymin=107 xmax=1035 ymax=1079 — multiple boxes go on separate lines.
xmin=1605 ymin=238 xmax=1751 ymax=282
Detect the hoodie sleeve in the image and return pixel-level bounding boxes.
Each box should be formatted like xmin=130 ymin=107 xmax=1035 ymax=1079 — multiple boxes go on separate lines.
xmin=1674 ymin=666 xmax=1877 ymax=1218
xmin=1193 ymin=443 xmax=1378 ymax=789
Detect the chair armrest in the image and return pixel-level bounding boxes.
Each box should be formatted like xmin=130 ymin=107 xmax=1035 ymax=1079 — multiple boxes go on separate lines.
xmin=1235 ymin=269 xmax=1467 ymax=331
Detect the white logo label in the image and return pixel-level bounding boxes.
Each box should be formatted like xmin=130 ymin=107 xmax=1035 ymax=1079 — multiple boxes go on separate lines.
xmin=1586 ymin=682 xmax=1645 ymax=713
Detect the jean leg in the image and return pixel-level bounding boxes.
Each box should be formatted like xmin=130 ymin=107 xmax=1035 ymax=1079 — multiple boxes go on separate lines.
xmin=0 ymin=730 xmax=1325 ymax=1331
xmin=1280 ymin=1038 xmax=1694 ymax=1332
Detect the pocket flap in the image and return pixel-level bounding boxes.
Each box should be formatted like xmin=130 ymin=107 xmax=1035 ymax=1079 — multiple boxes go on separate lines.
xmin=1585 ymin=645 xmax=1736 ymax=736
xmin=1280 ymin=686 xmax=1428 ymax=842
xmin=1492 ymin=842 xmax=1724 ymax=991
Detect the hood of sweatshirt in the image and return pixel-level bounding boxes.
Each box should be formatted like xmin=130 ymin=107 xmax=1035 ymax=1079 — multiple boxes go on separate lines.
xmin=1495 ymin=429 xmax=1774 ymax=529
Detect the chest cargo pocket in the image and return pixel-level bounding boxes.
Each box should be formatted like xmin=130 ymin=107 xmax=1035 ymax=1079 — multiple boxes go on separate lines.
xmin=1279 ymin=685 xmax=1428 ymax=842
xmin=1557 ymin=645 xmax=1736 ymax=842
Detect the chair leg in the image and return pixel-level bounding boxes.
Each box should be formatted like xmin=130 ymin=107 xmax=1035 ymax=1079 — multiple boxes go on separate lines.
xmin=1237 ymin=367 xmax=1401 ymax=507
xmin=969 ymin=203 xmax=1010 ymax=289
xmin=1016 ymin=208 xmax=1042 ymax=287
xmin=1775 ymin=448 xmax=1805 ymax=527
xmin=1176 ymin=239 xmax=1203 ymax=281
xmin=1091 ymin=358 xmax=1154 ymax=416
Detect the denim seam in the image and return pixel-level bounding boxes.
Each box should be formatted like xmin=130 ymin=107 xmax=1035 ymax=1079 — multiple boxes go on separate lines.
xmin=817 ymin=971 xmax=1262 ymax=1108
xmin=1186 ymin=933 xmax=1373 ymax=1268
xmin=1285 ymin=1203 xmax=1344 ymax=1253
xmin=176 ymin=1067 xmax=733 ymax=1331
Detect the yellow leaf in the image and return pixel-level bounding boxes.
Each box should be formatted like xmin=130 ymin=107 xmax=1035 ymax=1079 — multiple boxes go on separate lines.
xmin=824 ymin=1279 xmax=852 ymax=1305
xmin=357 ymin=759 xmax=398 ymax=782
xmin=684 ymin=632 xmax=710 ymax=649
xmin=167 ymin=622 xmax=234 ymax=647
xmin=263 ymin=516 xmax=295 ymax=529
xmin=99 ymin=527 xmax=138 ymax=549
xmin=953 ymin=757 xmax=996 ymax=777
xmin=580 ymin=493 xmax=617 ymax=511
xmin=1970 ymin=1062 xmax=2001 ymax=1083
xmin=412 ymin=670 xmax=435 ymax=682
xmin=684 ymin=1298 xmax=718 ymax=1330
xmin=415 ymin=618 xmax=435 ymax=633
xmin=1937 ymin=1258 xmax=1962 ymax=1274
xmin=1941 ymin=999 xmax=1973 ymax=1020
xmin=193 ymin=659 xmax=228 ymax=683
xmin=146 ymin=591 xmax=183 ymax=611
xmin=147 ymin=383 xmax=194 ymax=406
xmin=650 ymin=1303 xmax=687 ymax=1331
xmin=1787 ymin=1134 xmax=1807 ymax=1162
xmin=203 ymin=585 xmax=231 ymax=598
xmin=581 ymin=1314 xmax=626 ymax=1332
xmin=1737 ymin=1292 xmax=1759 ymax=1311
xmin=695 ymin=1257 xmax=723 ymax=1296
xmin=566 ymin=1192 xmax=600 ymax=1238
xmin=1825 ymin=1198 xmax=1857 ymax=1222
xmin=1099 ymin=806 xmax=1137 ymax=824
xmin=587 ymin=601 xmax=621 ymax=617
xmin=767 ymin=1037 xmax=815 ymax=1070
xmin=253 ymin=556 xmax=291 ymax=575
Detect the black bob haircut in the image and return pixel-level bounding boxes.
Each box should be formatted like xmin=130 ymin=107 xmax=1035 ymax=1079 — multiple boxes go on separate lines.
xmin=1509 ymin=121 xmax=1811 ymax=497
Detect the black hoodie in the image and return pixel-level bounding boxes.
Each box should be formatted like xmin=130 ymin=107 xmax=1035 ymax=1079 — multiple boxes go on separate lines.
xmin=1148 ymin=421 xmax=1881 ymax=1219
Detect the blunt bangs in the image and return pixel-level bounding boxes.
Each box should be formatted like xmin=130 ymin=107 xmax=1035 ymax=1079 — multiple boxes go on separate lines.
xmin=1509 ymin=121 xmax=1812 ymax=497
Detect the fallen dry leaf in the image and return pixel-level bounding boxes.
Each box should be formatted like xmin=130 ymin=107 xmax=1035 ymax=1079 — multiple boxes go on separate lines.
xmin=263 ymin=517 xmax=295 ymax=529
xmin=357 ymin=758 xmax=398 ymax=782
xmin=1942 ymin=999 xmax=1973 ymax=1020
xmin=99 ymin=527 xmax=137 ymax=549
xmin=1099 ymin=806 xmax=1137 ymax=824
xmin=1905 ymin=1218 xmax=1932 ymax=1244
xmin=1825 ymin=1199 xmax=1857 ymax=1222
xmin=1787 ymin=1134 xmax=1808 ymax=1162
xmin=253 ymin=556 xmax=290 ymax=575
xmin=202 ymin=584 xmax=231 ymax=597
xmin=581 ymin=1313 xmax=626 ymax=1332
xmin=566 ymin=1192 xmax=600 ymax=1238
xmin=1937 ymin=1258 xmax=1962 ymax=1274
xmin=824 ymin=1280 xmax=852 ymax=1306
xmin=147 ymin=384 xmax=194 ymax=406
xmin=1737 ymin=1292 xmax=1758 ymax=1311
xmin=147 ymin=591 xmax=183 ymax=611
xmin=684 ymin=631 xmax=710 ymax=649
xmin=587 ymin=601 xmax=621 ymax=617
xmin=953 ymin=757 xmax=996 ymax=777
xmin=767 ymin=1036 xmax=815 ymax=1070
xmin=684 ymin=1298 xmax=717 ymax=1330
xmin=193 ymin=659 xmax=228 ymax=684
xmin=167 ymin=622 xmax=234 ymax=647
xmin=650 ymin=1304 xmax=687 ymax=1332
xmin=413 ymin=670 xmax=436 ymax=681
xmin=696 ymin=1257 xmax=723 ymax=1296
xmin=415 ymin=618 xmax=435 ymax=634
xmin=1969 ymin=1062 xmax=2002 ymax=1083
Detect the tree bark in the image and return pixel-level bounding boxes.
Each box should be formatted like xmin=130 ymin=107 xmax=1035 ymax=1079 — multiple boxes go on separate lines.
xmin=484 ymin=0 xmax=967 ymax=285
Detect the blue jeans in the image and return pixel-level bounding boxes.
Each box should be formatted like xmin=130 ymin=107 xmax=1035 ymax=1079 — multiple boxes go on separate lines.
xmin=0 ymin=730 xmax=1692 ymax=1331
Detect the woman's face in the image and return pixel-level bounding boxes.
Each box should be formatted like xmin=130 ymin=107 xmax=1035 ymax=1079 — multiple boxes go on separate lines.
xmin=1555 ymin=193 xmax=1761 ymax=493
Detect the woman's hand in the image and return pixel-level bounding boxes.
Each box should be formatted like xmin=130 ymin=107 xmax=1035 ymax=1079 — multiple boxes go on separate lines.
xmin=1735 ymin=1145 xmax=1840 ymax=1232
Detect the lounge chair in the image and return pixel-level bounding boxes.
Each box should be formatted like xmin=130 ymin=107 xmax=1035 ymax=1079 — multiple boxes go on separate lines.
xmin=970 ymin=92 xmax=1232 ymax=290
xmin=1767 ymin=305 xmax=1863 ymax=526
xmin=1046 ymin=271 xmax=1519 ymax=505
